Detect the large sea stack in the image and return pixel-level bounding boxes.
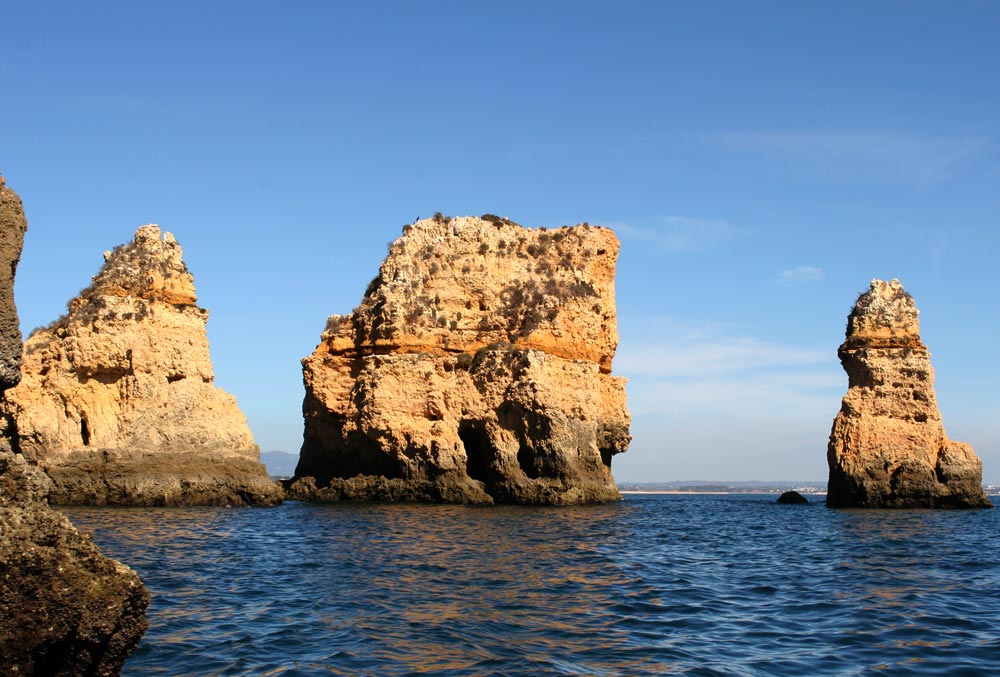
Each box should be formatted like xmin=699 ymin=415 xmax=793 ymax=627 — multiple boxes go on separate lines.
xmin=0 ymin=173 xmax=148 ymax=674
xmin=827 ymin=278 xmax=990 ymax=508
xmin=2 ymin=225 xmax=281 ymax=505
xmin=290 ymin=215 xmax=631 ymax=504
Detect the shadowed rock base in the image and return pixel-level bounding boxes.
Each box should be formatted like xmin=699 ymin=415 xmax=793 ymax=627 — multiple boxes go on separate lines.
xmin=286 ymin=467 xmax=622 ymax=506
xmin=827 ymin=444 xmax=992 ymax=509
xmin=41 ymin=450 xmax=284 ymax=506
xmin=291 ymin=348 xmax=629 ymax=506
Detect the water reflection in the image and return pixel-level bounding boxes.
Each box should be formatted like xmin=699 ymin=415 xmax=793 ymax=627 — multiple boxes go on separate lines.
xmin=61 ymin=495 xmax=1000 ymax=676
xmin=65 ymin=502 xmax=678 ymax=675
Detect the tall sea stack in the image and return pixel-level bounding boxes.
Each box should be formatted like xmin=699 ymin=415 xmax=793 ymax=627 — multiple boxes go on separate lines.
xmin=0 ymin=172 xmax=149 ymax=674
xmin=827 ymin=278 xmax=991 ymax=508
xmin=290 ymin=215 xmax=631 ymax=504
xmin=2 ymin=225 xmax=281 ymax=505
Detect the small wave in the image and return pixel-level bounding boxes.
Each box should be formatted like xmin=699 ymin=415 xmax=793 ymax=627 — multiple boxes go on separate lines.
xmin=63 ymin=494 xmax=1000 ymax=676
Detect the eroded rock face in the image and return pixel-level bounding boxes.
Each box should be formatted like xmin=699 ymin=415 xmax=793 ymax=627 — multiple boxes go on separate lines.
xmin=826 ymin=278 xmax=991 ymax=508
xmin=0 ymin=173 xmax=148 ymax=675
xmin=290 ymin=215 xmax=631 ymax=504
xmin=2 ymin=225 xmax=281 ymax=505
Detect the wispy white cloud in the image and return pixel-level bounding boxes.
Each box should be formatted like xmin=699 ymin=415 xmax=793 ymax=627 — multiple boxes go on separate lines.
xmin=777 ymin=265 xmax=824 ymax=285
xmin=613 ymin=417 xmax=832 ymax=482
xmin=617 ymin=318 xmax=842 ymax=420
xmin=615 ymin=216 xmax=751 ymax=252
xmin=615 ymin=319 xmax=843 ymax=482
xmin=617 ymin=337 xmax=826 ymax=379
xmin=711 ymin=130 xmax=989 ymax=188
xmin=625 ymin=371 xmax=842 ymax=420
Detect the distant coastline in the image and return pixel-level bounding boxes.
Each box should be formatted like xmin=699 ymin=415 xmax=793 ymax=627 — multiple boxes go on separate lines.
xmin=260 ymin=470 xmax=1000 ymax=497
xmin=620 ymin=490 xmax=828 ymax=496
xmin=619 ymin=482 xmax=1000 ymax=496
xmin=618 ymin=481 xmax=826 ymax=495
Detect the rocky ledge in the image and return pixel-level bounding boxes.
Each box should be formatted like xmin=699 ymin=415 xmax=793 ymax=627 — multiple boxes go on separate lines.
xmin=826 ymin=279 xmax=991 ymax=509
xmin=2 ymin=225 xmax=281 ymax=506
xmin=289 ymin=214 xmax=631 ymax=504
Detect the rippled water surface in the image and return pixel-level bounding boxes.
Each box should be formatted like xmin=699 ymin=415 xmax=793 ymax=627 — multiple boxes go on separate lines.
xmin=63 ymin=495 xmax=1000 ymax=676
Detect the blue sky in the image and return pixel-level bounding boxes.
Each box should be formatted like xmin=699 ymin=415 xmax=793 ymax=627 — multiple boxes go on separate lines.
xmin=3 ymin=1 xmax=998 ymax=481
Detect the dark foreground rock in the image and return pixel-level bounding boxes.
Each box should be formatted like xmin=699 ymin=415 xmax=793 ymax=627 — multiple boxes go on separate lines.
xmin=826 ymin=279 xmax=991 ymax=509
xmin=1 ymin=172 xmax=149 ymax=675
xmin=44 ymin=449 xmax=283 ymax=506
xmin=776 ymin=491 xmax=808 ymax=504
xmin=0 ymin=175 xmax=25 ymax=389
xmin=0 ymin=452 xmax=149 ymax=676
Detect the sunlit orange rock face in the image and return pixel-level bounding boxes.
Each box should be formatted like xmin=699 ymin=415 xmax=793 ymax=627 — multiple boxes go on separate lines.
xmin=827 ymin=278 xmax=991 ymax=508
xmin=291 ymin=215 xmax=631 ymax=504
xmin=3 ymin=225 xmax=280 ymax=505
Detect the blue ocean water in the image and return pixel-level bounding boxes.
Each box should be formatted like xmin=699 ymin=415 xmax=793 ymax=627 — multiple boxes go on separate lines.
xmin=63 ymin=494 xmax=1000 ymax=676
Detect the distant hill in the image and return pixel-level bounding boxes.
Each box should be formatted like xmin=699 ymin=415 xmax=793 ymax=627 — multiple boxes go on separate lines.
xmin=261 ymin=450 xmax=299 ymax=478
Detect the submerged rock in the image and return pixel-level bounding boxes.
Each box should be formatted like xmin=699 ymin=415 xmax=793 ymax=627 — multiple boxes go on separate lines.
xmin=290 ymin=214 xmax=631 ymax=504
xmin=0 ymin=172 xmax=148 ymax=675
xmin=826 ymin=279 xmax=991 ymax=509
xmin=2 ymin=225 xmax=280 ymax=505
xmin=776 ymin=490 xmax=808 ymax=504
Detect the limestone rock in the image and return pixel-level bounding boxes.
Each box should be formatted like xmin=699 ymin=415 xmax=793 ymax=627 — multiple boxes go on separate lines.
xmin=290 ymin=214 xmax=631 ymax=504
xmin=826 ymin=279 xmax=991 ymax=508
xmin=0 ymin=172 xmax=148 ymax=675
xmin=2 ymin=224 xmax=281 ymax=505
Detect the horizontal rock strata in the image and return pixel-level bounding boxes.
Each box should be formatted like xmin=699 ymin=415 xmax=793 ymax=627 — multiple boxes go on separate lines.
xmin=290 ymin=214 xmax=631 ymax=504
xmin=826 ymin=278 xmax=991 ymax=508
xmin=2 ymin=225 xmax=281 ymax=505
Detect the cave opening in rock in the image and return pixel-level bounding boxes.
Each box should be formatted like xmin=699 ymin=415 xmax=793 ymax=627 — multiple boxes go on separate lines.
xmin=459 ymin=423 xmax=495 ymax=484
xmin=600 ymin=448 xmax=613 ymax=469
xmin=80 ymin=415 xmax=91 ymax=447
xmin=517 ymin=446 xmax=541 ymax=479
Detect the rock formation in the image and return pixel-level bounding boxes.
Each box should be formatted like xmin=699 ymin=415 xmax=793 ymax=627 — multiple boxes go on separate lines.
xmin=826 ymin=278 xmax=991 ymax=508
xmin=289 ymin=214 xmax=631 ymax=504
xmin=2 ymin=224 xmax=281 ymax=505
xmin=776 ymin=490 xmax=808 ymax=504
xmin=0 ymin=172 xmax=148 ymax=675
xmin=0 ymin=452 xmax=149 ymax=675
xmin=0 ymin=175 xmax=25 ymax=390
